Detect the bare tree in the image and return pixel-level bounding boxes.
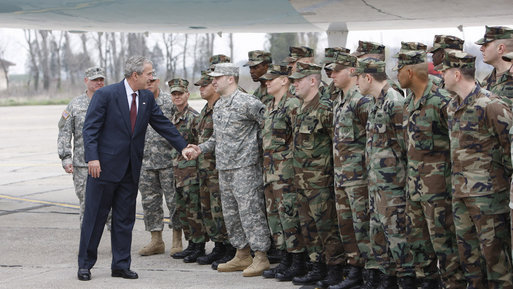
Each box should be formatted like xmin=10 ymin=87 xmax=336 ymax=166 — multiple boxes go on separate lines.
xmin=24 ymin=30 xmax=39 ymax=90
xmin=229 ymin=33 xmax=234 ymax=60
xmin=182 ymin=34 xmax=188 ymax=79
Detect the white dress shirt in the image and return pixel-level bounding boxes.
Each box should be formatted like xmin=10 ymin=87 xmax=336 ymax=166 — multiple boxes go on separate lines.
xmin=124 ymin=79 xmax=139 ymax=112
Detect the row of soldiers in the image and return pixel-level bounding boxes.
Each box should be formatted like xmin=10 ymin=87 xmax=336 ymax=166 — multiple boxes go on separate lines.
xmin=58 ymin=24 xmax=513 ymax=289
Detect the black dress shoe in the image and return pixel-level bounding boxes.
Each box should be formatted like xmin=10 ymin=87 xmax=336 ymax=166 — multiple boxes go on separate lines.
xmin=111 ymin=269 xmax=138 ymax=279
xmin=77 ymin=268 xmax=91 ymax=281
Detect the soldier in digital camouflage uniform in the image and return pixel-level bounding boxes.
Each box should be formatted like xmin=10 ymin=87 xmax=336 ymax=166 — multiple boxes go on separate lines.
xmin=257 ymin=64 xmax=306 ymax=280
xmin=288 ymin=62 xmax=345 ymax=287
xmin=193 ymin=70 xmax=234 ymax=269
xmin=437 ymin=50 xmax=513 ymax=289
xmin=476 ymin=26 xmax=513 ymax=105
xmin=167 ymin=78 xmax=208 ymax=263
xmin=327 ymin=52 xmax=373 ymax=289
xmin=243 ymin=50 xmax=273 ymax=105
xmin=137 ymin=71 xmax=181 ymax=257
xmin=58 ymin=66 xmax=109 ymax=226
xmin=353 ymin=59 xmax=417 ymax=289
xmin=209 ymin=54 xmax=247 ymax=93
xmin=323 ymin=47 xmax=351 ymax=101
xmin=428 ymin=35 xmax=465 ymax=88
xmin=192 ymin=63 xmax=271 ymax=277
xmin=395 ymin=51 xmax=466 ymax=289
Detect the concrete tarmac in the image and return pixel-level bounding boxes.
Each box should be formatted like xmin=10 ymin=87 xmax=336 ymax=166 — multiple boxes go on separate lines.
xmin=0 ymin=103 xmax=298 ymax=289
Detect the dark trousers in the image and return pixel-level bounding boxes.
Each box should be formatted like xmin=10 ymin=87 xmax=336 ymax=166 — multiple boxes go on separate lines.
xmin=78 ymin=165 xmax=138 ymax=270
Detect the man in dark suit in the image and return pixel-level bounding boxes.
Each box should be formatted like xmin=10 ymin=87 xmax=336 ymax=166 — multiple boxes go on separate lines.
xmin=77 ymin=56 xmax=188 ymax=281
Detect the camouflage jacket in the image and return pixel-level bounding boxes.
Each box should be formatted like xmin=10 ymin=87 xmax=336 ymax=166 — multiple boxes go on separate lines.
xmin=171 ymin=104 xmax=199 ymax=187
xmin=388 ymin=78 xmax=405 ymax=97
xmin=142 ymin=91 xmax=177 ymax=170
xmin=262 ymin=92 xmax=300 ymax=184
xmin=57 ymin=92 xmax=90 ymax=168
xmin=293 ymin=93 xmax=334 ymax=190
xmin=253 ymin=85 xmax=273 ymax=106
xmin=319 ymin=80 xmax=334 ymax=102
xmin=366 ymin=84 xmax=407 ymax=205
xmin=199 ymin=89 xmax=265 ymax=170
xmin=196 ymin=99 xmax=218 ymax=175
xmin=447 ymin=84 xmax=512 ymax=198
xmin=429 ymin=74 xmax=443 ymax=88
xmin=404 ymin=81 xmax=451 ymax=202
xmin=333 ymin=86 xmax=372 ymax=187
xmin=326 ymin=81 xmax=341 ymax=102
xmin=481 ymin=68 xmax=513 ymax=106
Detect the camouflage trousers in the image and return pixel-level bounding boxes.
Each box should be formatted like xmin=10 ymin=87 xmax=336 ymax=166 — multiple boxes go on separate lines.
xmin=297 ymin=186 xmax=345 ymax=265
xmin=452 ymin=194 xmax=513 ymax=289
xmin=175 ymin=183 xmax=208 ymax=243
xmin=264 ymin=181 xmax=305 ymax=253
xmin=139 ymin=168 xmax=180 ymax=231
xmin=218 ymin=164 xmax=271 ymax=252
xmin=198 ymin=169 xmax=228 ymax=243
xmin=73 ymin=167 xmax=111 ymax=228
xmin=335 ymin=185 xmax=370 ymax=268
xmin=369 ymin=187 xmax=415 ymax=277
xmin=406 ymin=197 xmax=466 ymax=289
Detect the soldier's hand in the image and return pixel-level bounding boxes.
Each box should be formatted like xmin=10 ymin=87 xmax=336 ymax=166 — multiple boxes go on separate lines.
xmin=88 ymin=160 xmax=101 ymax=178
xmin=64 ymin=164 xmax=73 ymax=174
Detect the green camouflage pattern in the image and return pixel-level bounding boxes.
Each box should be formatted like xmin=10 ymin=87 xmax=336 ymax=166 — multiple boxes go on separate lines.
xmin=209 ymin=54 xmax=231 ymax=71
xmin=171 ymin=105 xmax=199 ymax=188
xmin=253 ymin=85 xmax=273 ymax=106
xmin=168 ymin=78 xmax=189 ymax=93
xmin=194 ymin=70 xmax=213 ymax=87
xmin=243 ymin=50 xmax=272 ymax=67
xmin=481 ymin=68 xmax=513 ymax=106
xmin=352 ymin=59 xmax=386 ymax=75
xmin=475 ymin=25 xmax=513 ymax=45
xmin=353 ymin=40 xmax=385 ymax=57
xmin=289 ymin=62 xmax=322 ymax=79
xmin=284 ymin=46 xmax=314 ymax=63
xmin=435 ymin=50 xmax=476 ymax=72
xmin=399 ymin=41 xmax=427 ymax=52
xmin=175 ymin=184 xmax=207 ymax=243
xmin=393 ymin=50 xmax=427 ymax=71
xmin=323 ymin=47 xmax=351 ymax=64
xmin=429 ymin=35 xmax=464 ymax=53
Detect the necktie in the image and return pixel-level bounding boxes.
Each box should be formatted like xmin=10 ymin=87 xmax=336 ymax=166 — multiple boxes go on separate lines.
xmin=130 ymin=92 xmax=137 ymax=132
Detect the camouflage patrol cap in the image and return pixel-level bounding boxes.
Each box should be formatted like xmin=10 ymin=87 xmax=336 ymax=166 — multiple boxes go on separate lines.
xmin=399 ymin=41 xmax=427 ymax=52
xmin=475 ymin=26 xmax=513 ymax=45
xmin=428 ymin=35 xmax=464 ymax=52
xmin=209 ymin=54 xmax=231 ymax=71
xmin=194 ymin=70 xmax=213 ymax=86
xmin=323 ymin=47 xmax=351 ymax=64
xmin=208 ymin=63 xmax=239 ymax=77
xmin=288 ymin=62 xmax=322 ymax=79
xmin=502 ymin=52 xmax=513 ymax=61
xmin=283 ymin=46 xmax=314 ymax=63
xmin=260 ymin=64 xmax=289 ymax=80
xmin=325 ymin=52 xmax=358 ymax=71
xmin=352 ymin=41 xmax=385 ymax=57
xmin=243 ymin=50 xmax=272 ymax=67
xmin=434 ymin=50 xmax=475 ymax=72
xmin=393 ymin=50 xmax=427 ymax=71
xmin=168 ymin=78 xmax=189 ymax=93
xmin=85 ymin=66 xmax=105 ymax=80
xmin=351 ymin=59 xmax=386 ymax=76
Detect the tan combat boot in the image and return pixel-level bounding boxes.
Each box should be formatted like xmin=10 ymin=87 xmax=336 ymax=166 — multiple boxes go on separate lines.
xmin=169 ymin=228 xmax=183 ymax=256
xmin=138 ymin=231 xmax=165 ymax=256
xmin=217 ymin=246 xmax=253 ymax=272
xmin=242 ymin=251 xmax=270 ymax=277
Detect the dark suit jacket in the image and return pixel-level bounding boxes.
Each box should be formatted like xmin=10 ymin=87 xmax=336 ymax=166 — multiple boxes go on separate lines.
xmin=83 ymin=80 xmax=187 ymax=183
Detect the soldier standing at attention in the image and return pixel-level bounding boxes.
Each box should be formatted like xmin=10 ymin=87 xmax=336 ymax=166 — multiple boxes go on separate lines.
xmin=58 ymin=66 xmax=107 ymax=225
xmin=428 ymin=35 xmax=465 ymax=88
xmin=138 ymin=71 xmax=182 ymax=256
xmin=437 ymin=50 xmax=513 ymax=289
xmin=395 ymin=50 xmax=466 ymax=289
xmin=184 ymin=63 xmax=271 ymax=277
xmin=209 ymin=54 xmax=247 ymax=93
xmin=354 ymin=59 xmax=417 ymax=289
xmin=243 ymin=50 xmax=273 ymax=105
xmin=323 ymin=47 xmax=351 ymax=101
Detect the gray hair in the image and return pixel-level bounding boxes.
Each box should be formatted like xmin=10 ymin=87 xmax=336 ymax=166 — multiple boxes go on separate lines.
xmin=124 ymin=56 xmax=153 ymax=79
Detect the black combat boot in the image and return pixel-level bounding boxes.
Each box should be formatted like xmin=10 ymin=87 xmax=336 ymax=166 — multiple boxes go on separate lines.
xmin=197 ymin=242 xmax=225 ymax=265
xmin=262 ymin=252 xmax=292 ymax=278
xmin=419 ymin=277 xmax=442 ymax=289
xmin=361 ymin=269 xmax=380 ymax=289
xmin=171 ymin=241 xmax=195 ymax=259
xmin=267 ymin=242 xmax=283 ymax=264
xmin=397 ymin=275 xmax=418 ymax=289
xmin=316 ymin=264 xmax=345 ymax=288
xmin=329 ymin=264 xmax=364 ymax=289
xmin=376 ymin=273 xmax=399 ymax=289
xmin=292 ymin=262 xmax=327 ymax=285
xmin=211 ymin=243 xmax=235 ymax=270
xmin=183 ymin=242 xmax=205 ymax=263
xmin=276 ymin=252 xmax=308 ymax=281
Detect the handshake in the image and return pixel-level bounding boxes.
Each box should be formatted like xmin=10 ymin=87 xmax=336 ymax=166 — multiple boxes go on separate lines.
xmin=181 ymin=144 xmax=202 ymax=161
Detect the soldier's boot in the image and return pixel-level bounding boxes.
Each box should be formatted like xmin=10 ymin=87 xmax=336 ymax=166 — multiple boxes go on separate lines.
xmin=360 ymin=269 xmax=380 ymax=289
xmin=211 ymin=243 xmax=236 ymax=270
xmin=329 ymin=264 xmax=364 ymax=289
xmin=375 ymin=274 xmax=399 ymax=289
xmin=171 ymin=241 xmax=194 ymax=259
xmin=263 ymin=252 xmax=292 ymax=278
xmin=138 ymin=231 xmax=165 ymax=256
xmin=197 ymin=242 xmax=225 ymax=265
xmin=419 ymin=277 xmax=442 ymax=289
xmin=242 ymin=251 xmax=270 ymax=277
xmin=217 ymin=246 xmax=253 ymax=272
xmin=316 ymin=264 xmax=345 ymax=288
xmin=267 ymin=242 xmax=283 ymax=264
xmin=292 ymin=262 xmax=327 ymax=285
xmin=183 ymin=242 xmax=206 ymax=263
xmin=169 ymin=228 xmax=183 ymax=256
xmin=397 ymin=276 xmax=418 ymax=289
xmin=275 ymin=252 xmax=308 ymax=281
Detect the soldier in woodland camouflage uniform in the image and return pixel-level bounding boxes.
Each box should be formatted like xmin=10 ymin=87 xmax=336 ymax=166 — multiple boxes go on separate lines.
xmin=395 ymin=51 xmax=466 ymax=289
xmin=58 ymin=66 xmax=108 ymax=226
xmin=428 ymin=35 xmax=465 ymax=88
xmin=167 ymin=78 xmax=208 ymax=263
xmin=243 ymin=50 xmax=273 ymax=105
xmin=323 ymin=47 xmax=351 ymax=101
xmin=138 ymin=72 xmax=181 ymax=257
xmin=283 ymin=46 xmax=315 ymax=97
xmin=396 ymin=41 xmax=442 ymax=87
xmin=437 ymin=50 xmax=513 ymax=289
xmin=287 ymin=62 xmax=345 ymax=288
xmin=327 ymin=52 xmax=373 ymax=289
xmin=353 ymin=59 xmax=417 ymax=289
